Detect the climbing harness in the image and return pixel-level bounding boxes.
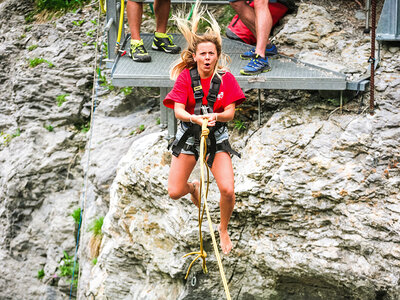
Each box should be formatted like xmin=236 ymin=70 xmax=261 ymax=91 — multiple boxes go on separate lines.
xmin=183 ymin=119 xmax=232 ymax=300
xmin=169 ymin=68 xmax=240 ymax=167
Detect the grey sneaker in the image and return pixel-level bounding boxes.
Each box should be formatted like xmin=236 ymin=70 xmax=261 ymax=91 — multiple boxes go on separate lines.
xmin=130 ymin=39 xmax=151 ymax=62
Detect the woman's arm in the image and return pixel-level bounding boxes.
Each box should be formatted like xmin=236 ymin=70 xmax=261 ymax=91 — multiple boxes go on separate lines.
xmin=174 ymin=102 xmax=205 ymax=126
xmin=203 ymin=103 xmax=236 ymax=127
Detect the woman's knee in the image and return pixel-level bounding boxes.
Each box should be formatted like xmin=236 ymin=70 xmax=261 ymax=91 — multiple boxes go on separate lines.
xmin=219 ymin=185 xmax=235 ymax=201
xmin=168 ymin=186 xmax=182 ymax=200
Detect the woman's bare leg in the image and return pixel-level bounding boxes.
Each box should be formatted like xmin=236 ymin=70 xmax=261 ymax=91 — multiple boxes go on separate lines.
xmin=168 ymin=154 xmax=199 ymax=206
xmin=210 ymin=152 xmax=235 ymax=254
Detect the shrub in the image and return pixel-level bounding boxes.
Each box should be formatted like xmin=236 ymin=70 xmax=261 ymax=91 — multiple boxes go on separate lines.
xmin=71 ymin=208 xmax=81 ymax=224
xmin=37 ymin=268 xmax=45 ymax=280
xmin=29 ymin=57 xmax=54 ymax=68
xmin=36 ymin=0 xmax=86 ymax=11
xmin=28 ymin=44 xmax=38 ymax=51
xmin=56 ymin=94 xmax=69 ymax=107
xmin=89 ymin=217 xmax=104 ymax=236
xmin=58 ymin=251 xmax=78 ymax=278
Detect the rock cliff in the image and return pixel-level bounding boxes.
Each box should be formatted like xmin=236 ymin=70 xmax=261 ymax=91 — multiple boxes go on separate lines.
xmin=0 ymin=0 xmax=399 ymax=299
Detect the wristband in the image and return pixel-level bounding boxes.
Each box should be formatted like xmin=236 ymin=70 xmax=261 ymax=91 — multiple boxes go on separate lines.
xmin=215 ymin=113 xmax=218 ymax=122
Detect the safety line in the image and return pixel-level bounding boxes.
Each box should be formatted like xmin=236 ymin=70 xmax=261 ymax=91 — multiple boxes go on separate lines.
xmin=69 ymin=3 xmax=106 ymax=298
xmin=183 ymin=120 xmax=232 ymax=300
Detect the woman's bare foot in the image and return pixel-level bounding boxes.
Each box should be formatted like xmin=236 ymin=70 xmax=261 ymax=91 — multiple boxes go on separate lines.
xmin=218 ymin=225 xmax=233 ymax=255
xmin=189 ymin=180 xmax=200 ymax=208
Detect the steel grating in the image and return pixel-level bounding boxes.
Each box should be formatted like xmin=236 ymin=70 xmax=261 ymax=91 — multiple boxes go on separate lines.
xmin=111 ymin=33 xmax=347 ymax=90
xmin=377 ymin=0 xmax=400 ymax=41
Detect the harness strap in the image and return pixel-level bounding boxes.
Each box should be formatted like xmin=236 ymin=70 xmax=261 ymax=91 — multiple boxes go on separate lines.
xmin=190 ymin=68 xmax=204 ymax=116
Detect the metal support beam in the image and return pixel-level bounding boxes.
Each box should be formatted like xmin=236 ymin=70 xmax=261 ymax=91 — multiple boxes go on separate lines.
xmin=159 ymin=88 xmax=169 ymax=128
xmin=167 ymin=107 xmax=177 ymax=139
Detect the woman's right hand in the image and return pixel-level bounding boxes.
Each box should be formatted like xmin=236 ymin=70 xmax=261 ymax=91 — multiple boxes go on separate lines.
xmin=191 ymin=114 xmax=206 ymax=126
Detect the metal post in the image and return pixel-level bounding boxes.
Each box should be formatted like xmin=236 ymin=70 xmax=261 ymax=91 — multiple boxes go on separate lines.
xmin=340 ymin=90 xmax=343 ymax=113
xmin=258 ymin=89 xmax=261 ymax=126
xmin=106 ymin=0 xmax=125 ymax=61
xmin=364 ymin=0 xmax=371 ymax=33
xmin=159 ymin=88 xmax=169 ymax=128
xmin=369 ymin=0 xmax=376 ymax=114
xmin=167 ymin=108 xmax=177 ymax=139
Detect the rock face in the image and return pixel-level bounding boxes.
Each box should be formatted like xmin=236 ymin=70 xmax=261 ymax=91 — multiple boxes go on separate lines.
xmin=0 ymin=0 xmax=399 ymax=299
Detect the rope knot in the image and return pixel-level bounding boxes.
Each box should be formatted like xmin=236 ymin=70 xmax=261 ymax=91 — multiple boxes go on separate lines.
xmin=201 ymin=127 xmax=209 ymax=138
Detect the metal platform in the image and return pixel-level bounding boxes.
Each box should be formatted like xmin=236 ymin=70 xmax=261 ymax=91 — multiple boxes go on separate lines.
xmin=377 ymin=0 xmax=400 ymax=41
xmin=111 ymin=34 xmax=349 ymax=91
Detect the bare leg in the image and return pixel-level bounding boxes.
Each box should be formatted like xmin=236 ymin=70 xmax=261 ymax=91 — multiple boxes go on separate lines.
xmin=254 ymin=0 xmax=272 ymax=57
xmin=154 ymin=0 xmax=171 ymax=33
xmin=168 ymin=154 xmax=199 ymax=206
xmin=210 ymin=152 xmax=235 ymax=255
xmin=126 ymin=1 xmax=143 ymax=40
xmin=230 ymin=1 xmax=257 ymax=35
xmin=231 ymin=0 xmax=273 ymax=56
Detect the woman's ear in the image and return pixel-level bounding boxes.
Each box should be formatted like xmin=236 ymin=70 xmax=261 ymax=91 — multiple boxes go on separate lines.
xmin=192 ymin=53 xmax=196 ymax=62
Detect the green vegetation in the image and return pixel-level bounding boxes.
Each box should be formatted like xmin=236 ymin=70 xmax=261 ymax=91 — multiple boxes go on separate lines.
xmin=92 ymin=258 xmax=97 ymax=265
xmin=12 ymin=128 xmax=21 ymax=138
xmin=88 ymin=217 xmax=104 ymax=236
xmin=29 ymin=57 xmax=54 ymax=68
xmin=121 ymin=87 xmax=132 ymax=96
xmin=58 ymin=251 xmax=78 ymax=287
xmin=25 ymin=25 xmax=33 ymax=32
xmin=36 ymin=0 xmax=88 ymax=11
xmin=130 ymin=125 xmax=145 ymax=135
xmin=74 ymin=121 xmax=90 ymax=133
xmin=72 ymin=19 xmax=85 ymax=26
xmin=18 ymin=34 xmax=26 ymax=40
xmin=88 ymin=217 xmax=104 ymax=259
xmin=97 ymin=68 xmax=114 ymax=91
xmin=156 ymin=117 xmax=160 ymax=125
xmin=28 ymin=44 xmax=39 ymax=51
xmin=80 ymin=122 xmax=90 ymax=133
xmin=1 ymin=128 xmax=21 ymax=146
xmin=71 ymin=208 xmax=81 ymax=224
xmin=1 ymin=131 xmax=12 ymax=146
xmin=37 ymin=268 xmax=45 ymax=280
xmin=90 ymin=18 xmax=98 ymax=26
xmin=86 ymin=29 xmax=96 ymax=37
xmin=56 ymin=94 xmax=69 ymax=107
xmin=234 ymin=120 xmax=246 ymax=131
xmin=45 ymin=124 xmax=54 ymax=132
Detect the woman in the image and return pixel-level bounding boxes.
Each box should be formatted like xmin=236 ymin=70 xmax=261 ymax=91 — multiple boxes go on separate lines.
xmin=163 ymin=5 xmax=245 ymax=255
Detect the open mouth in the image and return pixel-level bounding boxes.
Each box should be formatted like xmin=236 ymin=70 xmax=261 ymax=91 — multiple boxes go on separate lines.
xmin=205 ymin=63 xmax=210 ymax=67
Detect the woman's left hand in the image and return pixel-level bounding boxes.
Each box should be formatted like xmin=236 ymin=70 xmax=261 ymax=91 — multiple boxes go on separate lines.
xmin=203 ymin=113 xmax=217 ymax=127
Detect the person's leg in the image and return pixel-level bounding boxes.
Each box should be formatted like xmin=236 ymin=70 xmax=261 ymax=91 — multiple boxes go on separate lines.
xmin=253 ymin=0 xmax=272 ymax=56
xmin=168 ymin=154 xmax=200 ymax=207
xmin=126 ymin=0 xmax=143 ymax=40
xmin=154 ymin=0 xmax=171 ymax=33
xmin=230 ymin=0 xmax=256 ymax=36
xmin=210 ymin=152 xmax=235 ymax=255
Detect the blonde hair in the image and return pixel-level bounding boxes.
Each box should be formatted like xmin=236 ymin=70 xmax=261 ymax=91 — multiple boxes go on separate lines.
xmin=170 ymin=2 xmax=231 ymax=80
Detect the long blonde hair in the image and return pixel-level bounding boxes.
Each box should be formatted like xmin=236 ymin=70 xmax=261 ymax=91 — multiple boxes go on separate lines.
xmin=170 ymin=1 xmax=230 ymax=80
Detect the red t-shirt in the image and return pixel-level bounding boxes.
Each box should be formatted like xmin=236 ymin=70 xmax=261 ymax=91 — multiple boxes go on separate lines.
xmin=163 ymin=69 xmax=245 ymax=114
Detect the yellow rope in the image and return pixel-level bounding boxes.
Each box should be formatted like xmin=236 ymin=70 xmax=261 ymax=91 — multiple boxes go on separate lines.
xmin=183 ymin=119 xmax=231 ymax=300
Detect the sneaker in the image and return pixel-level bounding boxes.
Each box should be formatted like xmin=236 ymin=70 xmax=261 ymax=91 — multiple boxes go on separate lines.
xmin=130 ymin=39 xmax=151 ymax=62
xmin=240 ymin=55 xmax=271 ymax=75
xmin=152 ymin=32 xmax=181 ymax=54
xmin=240 ymin=44 xmax=278 ymax=60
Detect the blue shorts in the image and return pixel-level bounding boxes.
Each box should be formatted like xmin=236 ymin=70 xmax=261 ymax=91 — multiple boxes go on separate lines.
xmin=174 ymin=122 xmax=229 ymax=156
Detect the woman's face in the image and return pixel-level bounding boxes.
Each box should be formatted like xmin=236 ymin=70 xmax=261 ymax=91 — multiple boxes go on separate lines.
xmin=193 ymin=41 xmax=218 ymax=77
